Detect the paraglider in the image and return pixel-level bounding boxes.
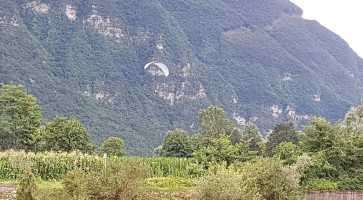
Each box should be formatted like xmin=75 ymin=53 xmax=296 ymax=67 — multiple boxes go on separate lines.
xmin=144 ymin=62 xmax=169 ymax=77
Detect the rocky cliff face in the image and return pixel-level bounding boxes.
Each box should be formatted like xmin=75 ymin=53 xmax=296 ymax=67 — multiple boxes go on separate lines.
xmin=1 ymin=0 xmax=362 ymax=156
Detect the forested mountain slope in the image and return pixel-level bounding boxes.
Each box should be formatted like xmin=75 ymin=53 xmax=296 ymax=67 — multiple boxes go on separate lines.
xmin=1 ymin=0 xmax=362 ymax=156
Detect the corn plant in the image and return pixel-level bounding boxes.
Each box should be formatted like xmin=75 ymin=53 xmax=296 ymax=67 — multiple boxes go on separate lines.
xmin=0 ymin=150 xmax=205 ymax=180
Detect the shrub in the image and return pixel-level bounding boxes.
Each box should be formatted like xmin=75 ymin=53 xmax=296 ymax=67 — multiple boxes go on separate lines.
xmin=62 ymin=159 xmax=152 ymax=200
xmin=33 ymin=188 xmax=70 ymax=200
xmin=16 ymin=171 xmax=37 ymax=200
xmin=198 ymin=165 xmax=263 ymax=200
xmin=198 ymin=158 xmax=306 ymax=200
xmin=304 ymin=178 xmax=338 ymax=191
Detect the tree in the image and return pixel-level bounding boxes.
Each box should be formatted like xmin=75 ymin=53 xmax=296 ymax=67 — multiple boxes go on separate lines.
xmin=100 ymin=137 xmax=126 ymax=157
xmin=235 ymin=138 xmax=259 ymax=162
xmin=343 ymin=100 xmax=363 ymax=134
xmin=300 ymin=118 xmax=336 ymax=153
xmin=42 ymin=116 xmax=95 ymax=153
xmin=242 ymin=123 xmax=263 ymax=150
xmin=193 ymin=134 xmax=238 ymax=167
xmin=266 ymin=122 xmax=298 ymax=157
xmin=274 ymin=142 xmax=299 ymax=165
xmin=239 ymin=157 xmax=305 ymax=200
xmin=229 ymin=130 xmax=243 ymax=145
xmin=153 ymin=145 xmax=163 ymax=157
xmin=0 ymin=84 xmax=41 ymax=150
xmin=198 ymin=106 xmax=239 ymax=138
xmin=161 ymin=129 xmax=192 ymax=157
xmin=190 ymin=133 xmax=214 ymax=152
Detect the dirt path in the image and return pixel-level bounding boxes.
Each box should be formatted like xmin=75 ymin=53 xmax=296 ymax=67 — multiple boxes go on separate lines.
xmin=0 ymin=185 xmax=16 ymax=200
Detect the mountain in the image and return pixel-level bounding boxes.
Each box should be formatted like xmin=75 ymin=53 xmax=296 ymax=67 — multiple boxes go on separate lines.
xmin=1 ymin=0 xmax=362 ymax=156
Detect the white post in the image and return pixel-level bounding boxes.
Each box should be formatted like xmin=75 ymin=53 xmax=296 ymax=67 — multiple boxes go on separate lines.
xmin=103 ymin=153 xmax=107 ymax=174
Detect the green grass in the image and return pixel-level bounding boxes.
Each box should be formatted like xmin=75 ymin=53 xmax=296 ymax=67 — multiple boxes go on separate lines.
xmin=35 ymin=178 xmax=62 ymax=189
xmin=0 ymin=180 xmax=16 ymax=185
xmin=0 ymin=179 xmax=62 ymax=189
xmin=147 ymin=176 xmax=196 ymax=192
xmin=2 ymin=176 xmax=195 ymax=192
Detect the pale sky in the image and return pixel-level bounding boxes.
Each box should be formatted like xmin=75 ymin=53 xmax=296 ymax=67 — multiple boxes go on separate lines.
xmin=290 ymin=0 xmax=363 ymax=58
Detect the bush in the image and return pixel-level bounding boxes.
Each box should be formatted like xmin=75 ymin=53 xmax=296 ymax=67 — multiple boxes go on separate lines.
xmin=198 ymin=166 xmax=263 ymax=200
xmin=62 ymin=159 xmax=152 ymax=199
xmin=33 ymin=188 xmax=70 ymax=200
xmin=304 ymin=178 xmax=338 ymax=191
xmin=198 ymin=158 xmax=305 ymax=200
xmin=16 ymin=171 xmax=37 ymax=200
xmin=337 ymin=172 xmax=363 ymax=191
xmin=62 ymin=170 xmax=89 ymax=199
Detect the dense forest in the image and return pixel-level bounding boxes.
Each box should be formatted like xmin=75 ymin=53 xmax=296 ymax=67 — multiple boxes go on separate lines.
xmin=1 ymin=0 xmax=362 ymax=156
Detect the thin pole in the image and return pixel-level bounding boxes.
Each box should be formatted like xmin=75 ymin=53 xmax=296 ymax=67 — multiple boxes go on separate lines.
xmin=104 ymin=153 xmax=107 ymax=176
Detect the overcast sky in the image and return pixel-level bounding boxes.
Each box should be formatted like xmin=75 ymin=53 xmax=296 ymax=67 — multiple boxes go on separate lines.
xmin=290 ymin=0 xmax=363 ymax=58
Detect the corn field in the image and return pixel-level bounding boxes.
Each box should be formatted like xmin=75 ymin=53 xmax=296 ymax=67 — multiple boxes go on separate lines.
xmin=0 ymin=150 xmax=205 ymax=180
xmin=0 ymin=150 xmax=104 ymax=180
xmin=111 ymin=157 xmax=205 ymax=178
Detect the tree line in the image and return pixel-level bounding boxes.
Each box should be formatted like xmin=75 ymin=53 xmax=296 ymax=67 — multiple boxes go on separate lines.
xmin=3 ymin=83 xmax=363 ymax=190
xmin=0 ymin=83 xmax=125 ymax=156
xmin=155 ymin=103 xmax=363 ymax=190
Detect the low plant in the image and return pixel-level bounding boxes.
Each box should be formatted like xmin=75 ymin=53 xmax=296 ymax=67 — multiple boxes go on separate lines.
xmin=62 ymin=159 xmax=152 ymax=199
xmin=147 ymin=176 xmax=196 ymax=192
xmin=303 ymin=178 xmax=338 ymax=191
xmin=16 ymin=171 xmax=37 ymax=200
xmin=198 ymin=165 xmax=263 ymax=200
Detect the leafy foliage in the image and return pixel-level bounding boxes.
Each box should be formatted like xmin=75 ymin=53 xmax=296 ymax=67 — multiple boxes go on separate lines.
xmin=266 ymin=122 xmax=298 ymax=156
xmin=42 ymin=116 xmax=95 ymax=153
xmin=242 ymin=122 xmax=263 ymax=150
xmin=161 ymin=129 xmax=192 ymax=158
xmin=238 ymin=158 xmax=304 ymax=200
xmin=198 ymin=106 xmax=240 ymax=138
xmin=198 ymin=166 xmax=263 ymax=200
xmin=199 ymin=157 xmax=306 ymax=200
xmin=299 ymin=107 xmax=363 ymax=190
xmin=7 ymin=96 xmax=363 ymax=196
xmin=16 ymin=171 xmax=38 ymax=200
xmin=1 ymin=0 xmax=362 ymax=156
xmin=62 ymin=159 xmax=152 ymax=200
xmin=343 ymin=100 xmax=363 ymax=134
xmin=193 ymin=134 xmax=238 ymax=167
xmin=99 ymin=137 xmax=126 ymax=157
xmin=300 ymin=118 xmax=336 ymax=153
xmin=0 ymin=84 xmax=41 ymax=151
xmin=303 ymin=178 xmax=338 ymax=191
xmin=274 ymin=142 xmax=300 ymax=165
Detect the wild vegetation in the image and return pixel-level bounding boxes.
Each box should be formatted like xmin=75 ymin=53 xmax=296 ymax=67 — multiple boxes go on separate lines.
xmin=2 ymin=84 xmax=363 ymax=199
xmin=1 ymin=0 xmax=362 ymax=156
xmin=1 ymin=0 xmax=363 ymax=198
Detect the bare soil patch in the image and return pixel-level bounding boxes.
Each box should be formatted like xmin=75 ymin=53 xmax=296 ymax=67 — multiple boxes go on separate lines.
xmin=0 ymin=184 xmax=16 ymax=200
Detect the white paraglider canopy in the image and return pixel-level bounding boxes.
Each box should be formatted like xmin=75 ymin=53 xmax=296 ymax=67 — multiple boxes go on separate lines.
xmin=144 ymin=62 xmax=169 ymax=77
